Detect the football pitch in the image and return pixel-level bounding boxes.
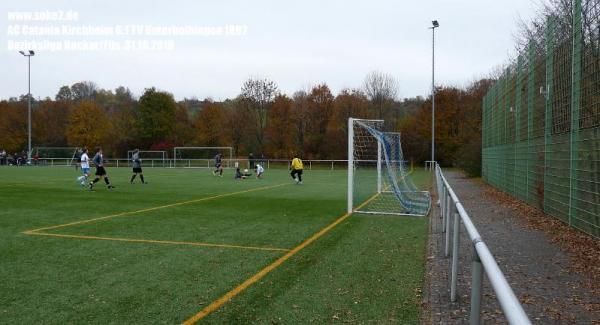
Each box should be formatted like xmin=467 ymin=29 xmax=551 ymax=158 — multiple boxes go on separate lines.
xmin=0 ymin=166 xmax=431 ymax=324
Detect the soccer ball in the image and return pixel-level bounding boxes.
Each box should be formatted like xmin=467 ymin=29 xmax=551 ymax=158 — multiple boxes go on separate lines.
xmin=244 ymin=169 xmax=248 ymax=173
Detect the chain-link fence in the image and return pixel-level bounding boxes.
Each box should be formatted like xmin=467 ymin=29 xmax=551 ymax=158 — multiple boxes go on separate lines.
xmin=482 ymin=0 xmax=600 ymax=238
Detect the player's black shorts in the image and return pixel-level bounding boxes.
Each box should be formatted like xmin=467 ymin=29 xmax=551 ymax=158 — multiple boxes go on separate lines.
xmin=133 ymin=167 xmax=142 ymax=173
xmin=215 ymin=163 xmax=222 ymax=168
xmin=95 ymin=166 xmax=107 ymax=176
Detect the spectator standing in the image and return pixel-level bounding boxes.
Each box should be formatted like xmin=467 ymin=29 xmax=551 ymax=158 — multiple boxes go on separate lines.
xmin=248 ymin=152 xmax=255 ymax=170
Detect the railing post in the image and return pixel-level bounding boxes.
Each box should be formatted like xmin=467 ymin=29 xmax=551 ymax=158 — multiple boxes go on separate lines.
xmin=451 ymin=204 xmax=460 ymax=302
xmin=470 ymin=250 xmax=483 ymax=325
xmin=441 ymin=184 xmax=446 ymax=215
xmin=445 ymin=193 xmax=451 ymax=257
xmin=441 ymin=186 xmax=447 ymax=230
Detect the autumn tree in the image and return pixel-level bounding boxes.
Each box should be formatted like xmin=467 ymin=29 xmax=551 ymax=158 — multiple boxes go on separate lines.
xmin=397 ymin=80 xmax=491 ymax=171
xmin=265 ymin=95 xmax=294 ymax=157
xmin=55 ymin=86 xmax=73 ymax=101
xmin=0 ymin=101 xmax=27 ymax=153
xmin=221 ymin=97 xmax=249 ymax=156
xmin=70 ymin=81 xmax=98 ymax=101
xmin=65 ymin=101 xmax=109 ymax=149
xmin=240 ymin=78 xmax=279 ymax=151
xmin=324 ymin=89 xmax=371 ymax=158
xmin=193 ymin=100 xmax=224 ymax=146
xmin=363 ymin=71 xmax=399 ymax=122
xmin=454 ymin=79 xmax=493 ymax=176
xmin=170 ymin=103 xmax=194 ymax=147
xmin=33 ymin=100 xmax=70 ymax=147
xmin=104 ymin=87 xmax=138 ymax=155
xmin=291 ymin=90 xmax=309 ymax=156
xmin=305 ymin=84 xmax=334 ymax=158
xmin=138 ymin=87 xmax=177 ymax=147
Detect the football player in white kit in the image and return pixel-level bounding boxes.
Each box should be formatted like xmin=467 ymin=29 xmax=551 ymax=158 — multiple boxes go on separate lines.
xmin=77 ymin=148 xmax=90 ymax=186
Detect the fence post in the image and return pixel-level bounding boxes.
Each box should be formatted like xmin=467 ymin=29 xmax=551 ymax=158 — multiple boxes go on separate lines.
xmin=515 ymin=54 xmax=522 ymax=197
xmin=569 ymin=0 xmax=582 ymax=227
xmin=470 ymin=249 xmax=483 ymax=325
xmin=502 ymin=70 xmax=507 ymax=192
xmin=544 ymin=16 xmax=555 ymax=213
xmin=527 ymin=40 xmax=535 ymax=204
xmin=450 ymin=204 xmax=460 ymax=302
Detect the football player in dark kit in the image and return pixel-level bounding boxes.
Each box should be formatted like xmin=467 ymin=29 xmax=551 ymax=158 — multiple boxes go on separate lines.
xmin=130 ymin=149 xmax=147 ymax=184
xmin=89 ymin=147 xmax=115 ymax=190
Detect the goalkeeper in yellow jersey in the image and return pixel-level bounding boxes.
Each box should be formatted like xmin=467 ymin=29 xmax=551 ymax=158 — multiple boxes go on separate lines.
xmin=290 ymin=155 xmax=304 ymax=184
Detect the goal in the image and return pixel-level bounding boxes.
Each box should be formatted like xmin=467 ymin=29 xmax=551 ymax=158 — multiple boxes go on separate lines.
xmin=348 ymin=118 xmax=431 ymax=216
xmin=173 ymin=147 xmax=233 ymax=168
xmin=127 ymin=150 xmax=167 ymax=167
xmin=32 ymin=147 xmax=80 ymax=166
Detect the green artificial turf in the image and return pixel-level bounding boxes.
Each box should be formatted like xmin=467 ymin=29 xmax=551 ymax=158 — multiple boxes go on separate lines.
xmin=0 ymin=166 xmax=431 ymax=324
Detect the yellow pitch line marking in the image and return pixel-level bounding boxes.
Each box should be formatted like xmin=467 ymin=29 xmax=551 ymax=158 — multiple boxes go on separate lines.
xmin=23 ymin=232 xmax=289 ymax=252
xmin=182 ymin=193 xmax=380 ymax=324
xmin=23 ymin=183 xmax=289 ymax=234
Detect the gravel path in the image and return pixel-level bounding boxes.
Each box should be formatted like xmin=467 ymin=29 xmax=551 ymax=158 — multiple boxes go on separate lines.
xmin=423 ymin=170 xmax=600 ymax=324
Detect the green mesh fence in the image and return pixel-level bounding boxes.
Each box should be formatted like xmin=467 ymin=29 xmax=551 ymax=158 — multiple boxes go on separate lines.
xmin=482 ymin=0 xmax=600 ymax=238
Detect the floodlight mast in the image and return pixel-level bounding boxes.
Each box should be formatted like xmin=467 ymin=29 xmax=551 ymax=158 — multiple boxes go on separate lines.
xmin=429 ymin=20 xmax=439 ymax=170
xmin=19 ymin=50 xmax=35 ymax=163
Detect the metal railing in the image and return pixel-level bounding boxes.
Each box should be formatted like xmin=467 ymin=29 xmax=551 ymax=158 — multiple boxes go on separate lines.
xmin=435 ymin=165 xmax=531 ymax=325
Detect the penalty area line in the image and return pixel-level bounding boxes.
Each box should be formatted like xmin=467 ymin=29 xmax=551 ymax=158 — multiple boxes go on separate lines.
xmin=23 ymin=183 xmax=289 ymax=234
xmin=23 ymin=232 xmax=290 ymax=252
xmin=181 ymin=193 xmax=380 ymax=324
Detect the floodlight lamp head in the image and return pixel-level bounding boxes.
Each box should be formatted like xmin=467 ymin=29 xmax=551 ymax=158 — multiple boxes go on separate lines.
xmin=432 ymin=20 xmax=439 ymax=28
xmin=29 ymin=50 xmax=35 ymax=55
xmin=19 ymin=51 xmax=25 ymax=55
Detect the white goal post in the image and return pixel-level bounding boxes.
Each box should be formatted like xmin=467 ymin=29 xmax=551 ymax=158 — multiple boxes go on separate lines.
xmin=172 ymin=147 xmax=233 ymax=168
xmin=347 ymin=118 xmax=431 ymax=216
xmin=127 ymin=150 xmax=167 ymax=167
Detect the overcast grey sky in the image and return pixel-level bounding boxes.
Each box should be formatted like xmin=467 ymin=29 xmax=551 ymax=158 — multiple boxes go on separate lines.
xmin=1 ymin=0 xmax=539 ymax=101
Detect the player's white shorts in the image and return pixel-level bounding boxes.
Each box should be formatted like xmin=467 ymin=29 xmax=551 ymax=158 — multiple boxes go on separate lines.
xmin=82 ymin=167 xmax=90 ymax=174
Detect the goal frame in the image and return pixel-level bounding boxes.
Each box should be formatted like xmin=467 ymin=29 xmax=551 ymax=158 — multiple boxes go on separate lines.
xmin=172 ymin=146 xmax=234 ymax=168
xmin=347 ymin=118 xmax=430 ymax=217
xmin=32 ymin=146 xmax=80 ymax=166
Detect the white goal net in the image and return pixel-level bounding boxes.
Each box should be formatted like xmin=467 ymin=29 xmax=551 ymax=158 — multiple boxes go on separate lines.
xmin=348 ymin=118 xmax=431 ymax=216
xmin=173 ymin=147 xmax=233 ymax=168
